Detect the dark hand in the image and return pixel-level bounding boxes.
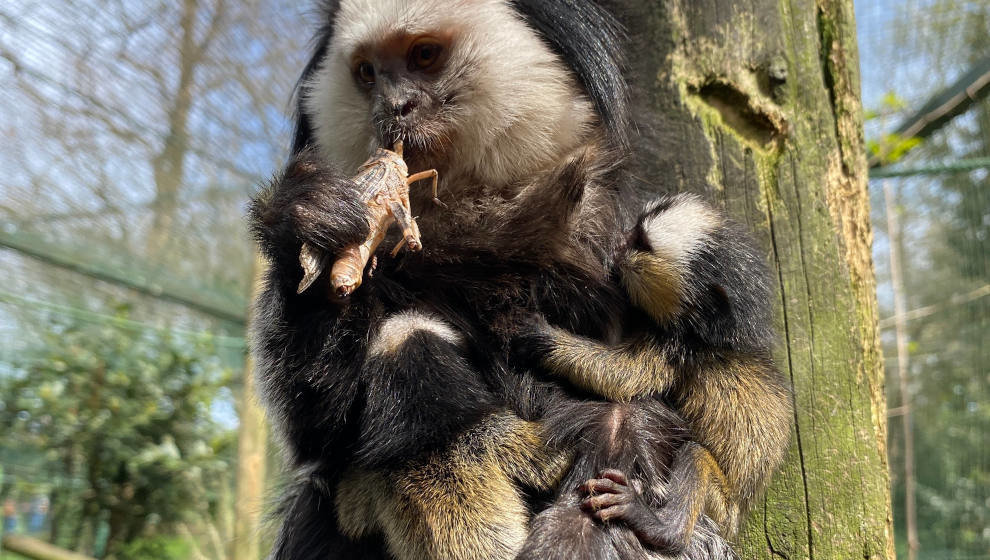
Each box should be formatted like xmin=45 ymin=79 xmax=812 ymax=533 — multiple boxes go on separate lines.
xmin=579 ymin=469 xmax=689 ymax=555
xmin=249 ymin=148 xmax=370 ymax=265
xmin=509 ymin=312 xmax=554 ymax=368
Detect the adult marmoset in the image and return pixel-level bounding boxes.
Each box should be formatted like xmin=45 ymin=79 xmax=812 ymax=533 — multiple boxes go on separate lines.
xmin=249 ymin=0 xmax=747 ymax=558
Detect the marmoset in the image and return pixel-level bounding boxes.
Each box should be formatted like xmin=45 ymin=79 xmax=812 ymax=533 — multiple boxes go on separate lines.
xmin=249 ymin=0 xmax=781 ymax=559
xmin=518 ymin=193 xmax=792 ymax=550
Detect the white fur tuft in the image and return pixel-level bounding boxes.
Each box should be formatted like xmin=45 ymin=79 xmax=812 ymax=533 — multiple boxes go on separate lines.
xmin=368 ymin=310 xmax=463 ymax=355
xmin=641 ymin=195 xmax=721 ymax=267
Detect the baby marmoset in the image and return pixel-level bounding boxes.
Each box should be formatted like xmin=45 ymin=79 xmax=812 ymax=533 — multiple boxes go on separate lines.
xmin=518 ymin=193 xmax=793 ymax=552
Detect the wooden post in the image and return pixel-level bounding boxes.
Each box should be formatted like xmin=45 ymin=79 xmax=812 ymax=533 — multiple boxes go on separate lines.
xmin=882 ymin=181 xmax=918 ymax=560
xmin=232 ymin=254 xmax=269 ymax=560
xmin=633 ymin=0 xmax=895 ymax=557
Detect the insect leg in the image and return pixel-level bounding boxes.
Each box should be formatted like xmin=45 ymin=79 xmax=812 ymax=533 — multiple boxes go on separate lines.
xmin=387 ymin=200 xmax=422 ymax=254
xmin=407 ymin=169 xmax=445 ymax=207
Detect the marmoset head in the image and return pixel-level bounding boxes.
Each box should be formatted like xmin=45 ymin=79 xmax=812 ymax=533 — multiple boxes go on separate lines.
xmin=295 ymin=0 xmax=628 ymax=187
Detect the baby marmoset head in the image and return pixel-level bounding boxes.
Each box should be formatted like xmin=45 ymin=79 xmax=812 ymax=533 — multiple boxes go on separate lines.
xmin=301 ymin=0 xmax=628 ymax=191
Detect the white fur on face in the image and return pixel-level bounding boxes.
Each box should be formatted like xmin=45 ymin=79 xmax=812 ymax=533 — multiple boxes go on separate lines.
xmin=304 ymin=0 xmax=595 ymax=186
xmin=368 ymin=310 xmax=463 ymax=356
xmin=641 ymin=195 xmax=721 ymax=268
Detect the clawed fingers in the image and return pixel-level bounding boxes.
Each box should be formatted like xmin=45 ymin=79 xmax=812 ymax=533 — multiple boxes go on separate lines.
xmin=596 ymin=469 xmax=629 ymax=485
xmin=591 ymin=503 xmax=632 ymax=522
xmin=581 ymin=491 xmax=630 ymax=512
xmin=578 ymin=477 xmax=622 ymax=496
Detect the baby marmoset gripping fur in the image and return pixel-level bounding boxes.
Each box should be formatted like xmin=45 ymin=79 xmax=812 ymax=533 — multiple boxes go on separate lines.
xmin=518 ymin=193 xmax=793 ymax=554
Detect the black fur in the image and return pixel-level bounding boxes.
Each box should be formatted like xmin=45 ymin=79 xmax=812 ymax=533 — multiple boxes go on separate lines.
xmin=271 ymin=469 xmax=390 ymax=560
xmin=250 ymin=148 xmax=369 ymax=271
xmin=356 ymin=329 xmax=501 ymax=468
xmin=291 ymin=1 xmax=341 ymax=153
xmin=636 ymin=197 xmax=774 ymax=356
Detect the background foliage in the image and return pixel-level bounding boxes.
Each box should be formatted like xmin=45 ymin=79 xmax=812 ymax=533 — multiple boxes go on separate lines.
xmin=0 ymin=0 xmax=308 ymax=557
xmin=1 ymin=311 xmax=235 ymax=557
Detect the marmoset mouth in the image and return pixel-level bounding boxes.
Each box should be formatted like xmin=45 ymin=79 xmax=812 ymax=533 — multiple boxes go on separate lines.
xmin=378 ymin=127 xmax=452 ymax=174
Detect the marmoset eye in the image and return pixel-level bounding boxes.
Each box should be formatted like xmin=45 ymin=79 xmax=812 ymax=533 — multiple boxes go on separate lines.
xmin=409 ymin=40 xmax=443 ymax=70
xmin=356 ymin=62 xmax=376 ymax=85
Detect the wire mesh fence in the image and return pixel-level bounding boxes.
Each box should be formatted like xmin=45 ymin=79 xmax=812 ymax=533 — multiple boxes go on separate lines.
xmin=858 ymin=1 xmax=989 ymax=558
xmin=0 ymin=1 xmax=986 ymax=559
xmin=0 ymin=0 xmax=311 ymax=557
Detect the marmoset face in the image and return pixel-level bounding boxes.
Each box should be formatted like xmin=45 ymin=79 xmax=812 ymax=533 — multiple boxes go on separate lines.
xmin=304 ymin=0 xmax=595 ymax=187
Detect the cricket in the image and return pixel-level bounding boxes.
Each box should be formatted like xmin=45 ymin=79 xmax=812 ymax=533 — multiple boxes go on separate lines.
xmin=296 ymin=140 xmax=441 ymax=298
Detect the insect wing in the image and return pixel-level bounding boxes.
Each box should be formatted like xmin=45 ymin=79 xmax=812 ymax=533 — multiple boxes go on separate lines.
xmin=297 ymin=242 xmax=331 ymax=294
xmin=354 ymin=161 xmax=390 ymax=202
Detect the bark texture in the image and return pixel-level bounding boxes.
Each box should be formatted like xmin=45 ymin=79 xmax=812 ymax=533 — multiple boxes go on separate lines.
xmin=631 ymin=1 xmax=894 ymax=558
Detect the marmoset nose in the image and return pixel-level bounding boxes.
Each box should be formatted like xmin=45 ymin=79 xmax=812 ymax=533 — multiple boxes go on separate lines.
xmin=389 ymin=94 xmax=421 ymax=123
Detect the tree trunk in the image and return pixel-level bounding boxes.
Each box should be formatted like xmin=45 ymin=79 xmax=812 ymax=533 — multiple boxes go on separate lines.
xmin=633 ymin=1 xmax=894 ymax=558
xmin=146 ymin=0 xmax=227 ymax=256
xmin=146 ymin=0 xmax=199 ymax=256
xmin=2 ymin=535 xmax=96 ymax=560
xmin=232 ymin=254 xmax=269 ymax=560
